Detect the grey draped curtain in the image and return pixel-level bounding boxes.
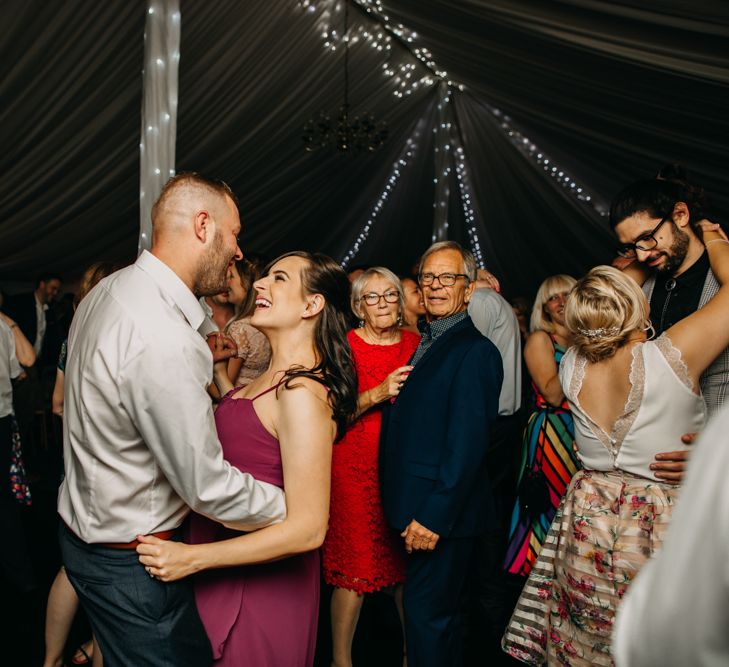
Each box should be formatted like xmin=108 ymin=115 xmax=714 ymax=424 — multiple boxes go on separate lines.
xmin=1 ymin=0 xmax=727 ymax=299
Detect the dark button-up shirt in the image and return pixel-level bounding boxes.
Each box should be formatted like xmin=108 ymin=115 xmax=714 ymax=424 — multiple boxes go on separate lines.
xmin=410 ymin=309 xmax=469 ymax=366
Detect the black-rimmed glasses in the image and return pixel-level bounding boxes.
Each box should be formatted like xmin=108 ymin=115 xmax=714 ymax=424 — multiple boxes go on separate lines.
xmin=418 ymin=272 xmax=468 ymax=287
xmin=360 ymin=290 xmax=400 ymax=306
xmin=616 ymin=216 xmax=671 ymax=259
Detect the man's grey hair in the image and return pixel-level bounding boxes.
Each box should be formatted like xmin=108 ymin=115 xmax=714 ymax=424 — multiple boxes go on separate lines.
xmin=418 ymin=241 xmax=477 ymax=281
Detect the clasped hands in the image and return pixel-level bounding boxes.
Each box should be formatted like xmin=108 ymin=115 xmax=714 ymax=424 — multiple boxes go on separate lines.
xmin=206 ymin=332 xmax=238 ymax=365
xmin=401 ymin=519 xmax=439 ymax=554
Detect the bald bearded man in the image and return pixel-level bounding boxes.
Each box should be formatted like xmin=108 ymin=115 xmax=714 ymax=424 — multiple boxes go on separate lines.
xmin=57 ymin=174 xmax=286 ymax=666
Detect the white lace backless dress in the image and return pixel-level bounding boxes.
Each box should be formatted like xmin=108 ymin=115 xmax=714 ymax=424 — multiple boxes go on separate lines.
xmin=503 ymin=334 xmax=706 ymax=666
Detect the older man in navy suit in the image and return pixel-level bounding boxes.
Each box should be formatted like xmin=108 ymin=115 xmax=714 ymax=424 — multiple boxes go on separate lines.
xmin=380 ymin=241 xmax=503 ymax=667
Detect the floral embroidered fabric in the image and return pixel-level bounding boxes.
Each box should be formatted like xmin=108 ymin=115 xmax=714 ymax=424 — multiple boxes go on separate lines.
xmin=503 ymin=470 xmax=679 ymax=666
xmin=321 ymin=329 xmax=419 ymax=593
xmin=504 ymin=334 xmax=705 ymax=665
xmin=9 ymin=415 xmax=31 ymax=505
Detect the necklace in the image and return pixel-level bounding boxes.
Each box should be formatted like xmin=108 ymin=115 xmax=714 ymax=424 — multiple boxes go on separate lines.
xmin=360 ymin=327 xmax=400 ymax=346
xmin=658 ymin=277 xmax=677 ymax=332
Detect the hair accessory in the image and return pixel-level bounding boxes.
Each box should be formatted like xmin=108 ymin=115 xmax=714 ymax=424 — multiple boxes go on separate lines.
xmin=577 ymin=326 xmax=620 ymax=339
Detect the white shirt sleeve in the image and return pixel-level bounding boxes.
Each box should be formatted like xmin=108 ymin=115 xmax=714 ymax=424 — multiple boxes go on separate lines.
xmin=118 ymin=336 xmax=286 ymax=530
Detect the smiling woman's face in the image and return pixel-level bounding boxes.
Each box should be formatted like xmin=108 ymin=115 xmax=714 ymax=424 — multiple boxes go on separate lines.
xmin=250 ymin=255 xmax=310 ymax=330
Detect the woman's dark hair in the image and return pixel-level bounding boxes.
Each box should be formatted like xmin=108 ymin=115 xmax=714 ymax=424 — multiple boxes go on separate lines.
xmin=610 ymin=164 xmax=709 ymax=235
xmin=656 ymin=163 xmax=709 ymax=223
xmin=268 ymin=251 xmax=358 ymax=440
xmin=232 ymin=256 xmax=267 ymax=320
xmin=609 ymin=178 xmax=681 ymax=229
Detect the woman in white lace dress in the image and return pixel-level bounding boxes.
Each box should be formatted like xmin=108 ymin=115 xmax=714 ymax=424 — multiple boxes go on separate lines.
xmin=503 ymin=221 xmax=729 ymax=666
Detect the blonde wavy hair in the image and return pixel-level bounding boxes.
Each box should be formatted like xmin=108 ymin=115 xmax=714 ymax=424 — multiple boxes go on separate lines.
xmin=564 ymin=265 xmax=649 ymax=362
xmin=530 ymin=274 xmax=577 ymax=334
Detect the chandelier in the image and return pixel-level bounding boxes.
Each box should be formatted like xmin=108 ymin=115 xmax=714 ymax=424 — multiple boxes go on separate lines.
xmin=302 ymin=2 xmax=387 ymax=153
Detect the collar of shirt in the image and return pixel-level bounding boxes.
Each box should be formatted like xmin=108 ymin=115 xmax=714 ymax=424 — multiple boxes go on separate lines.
xmin=199 ymin=296 xmax=214 ymax=319
xmin=419 ymin=308 xmax=469 ymax=341
xmin=667 ymin=249 xmax=709 ymax=290
xmin=137 ymin=251 xmax=206 ymax=331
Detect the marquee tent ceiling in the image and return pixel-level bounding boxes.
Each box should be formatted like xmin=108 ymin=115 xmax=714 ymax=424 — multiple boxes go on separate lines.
xmin=2 ymin=0 xmax=727 ymax=298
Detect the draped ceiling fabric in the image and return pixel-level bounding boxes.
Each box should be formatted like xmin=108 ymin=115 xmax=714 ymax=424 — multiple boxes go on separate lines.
xmin=139 ymin=0 xmax=181 ymax=254
xmin=1 ymin=0 xmax=727 ymax=298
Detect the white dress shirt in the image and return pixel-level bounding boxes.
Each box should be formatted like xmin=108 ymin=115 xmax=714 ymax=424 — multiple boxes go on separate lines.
xmin=613 ymin=402 xmax=729 ymax=666
xmin=0 ymin=319 xmax=22 ymax=418
xmin=58 ymin=251 xmax=286 ymax=543
xmin=198 ymin=296 xmax=218 ymax=336
xmin=34 ymin=294 xmax=47 ymax=355
xmin=468 ymin=288 xmax=522 ymax=415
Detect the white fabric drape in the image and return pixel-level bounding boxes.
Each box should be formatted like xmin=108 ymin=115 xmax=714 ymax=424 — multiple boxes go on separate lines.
xmin=139 ymin=0 xmax=180 ymax=254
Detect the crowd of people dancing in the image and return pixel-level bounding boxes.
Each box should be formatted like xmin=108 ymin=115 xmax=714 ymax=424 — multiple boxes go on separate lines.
xmin=2 ymin=164 xmax=728 ymax=666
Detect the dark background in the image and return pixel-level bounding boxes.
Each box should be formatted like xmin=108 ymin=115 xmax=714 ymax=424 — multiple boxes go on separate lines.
xmin=2 ymin=1 xmax=727 ymax=298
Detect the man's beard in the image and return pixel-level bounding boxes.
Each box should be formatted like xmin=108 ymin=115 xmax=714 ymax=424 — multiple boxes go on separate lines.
xmin=655 ymin=225 xmax=689 ymax=275
xmin=193 ymin=232 xmax=234 ymax=297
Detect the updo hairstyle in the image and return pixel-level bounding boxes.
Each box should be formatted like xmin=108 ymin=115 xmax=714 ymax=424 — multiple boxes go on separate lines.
xmin=564 ymin=265 xmax=649 ymax=363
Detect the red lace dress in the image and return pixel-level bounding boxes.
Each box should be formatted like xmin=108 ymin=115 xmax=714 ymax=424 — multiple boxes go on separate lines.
xmin=322 ymin=328 xmax=420 ymax=593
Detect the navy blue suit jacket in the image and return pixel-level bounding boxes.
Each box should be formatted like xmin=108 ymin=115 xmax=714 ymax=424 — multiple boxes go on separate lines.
xmin=380 ymin=315 xmax=503 ymax=539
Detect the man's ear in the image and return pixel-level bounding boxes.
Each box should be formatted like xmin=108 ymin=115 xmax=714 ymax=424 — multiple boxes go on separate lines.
xmin=194 ymin=210 xmax=213 ymax=243
xmin=302 ymin=294 xmax=325 ymax=319
xmin=463 ymin=279 xmax=476 ymax=304
xmin=672 ymin=201 xmax=691 ymax=230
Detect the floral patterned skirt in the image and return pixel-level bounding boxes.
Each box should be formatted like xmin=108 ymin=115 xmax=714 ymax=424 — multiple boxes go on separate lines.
xmin=502 ymin=469 xmax=678 ymax=666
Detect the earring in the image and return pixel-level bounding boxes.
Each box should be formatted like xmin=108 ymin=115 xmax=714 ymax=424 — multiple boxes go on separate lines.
xmin=642 ymin=320 xmax=655 ymax=340
xmin=396 ymin=313 xmax=403 ymax=327
xmin=358 ymin=319 xmax=365 ymax=328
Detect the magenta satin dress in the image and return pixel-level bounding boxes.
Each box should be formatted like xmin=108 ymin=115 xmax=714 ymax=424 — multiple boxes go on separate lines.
xmin=187 ymin=385 xmax=319 ymax=667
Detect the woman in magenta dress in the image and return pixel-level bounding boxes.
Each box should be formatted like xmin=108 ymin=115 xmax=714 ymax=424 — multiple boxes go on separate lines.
xmin=322 ymin=267 xmax=420 ymax=667
xmin=137 ymin=252 xmax=358 ymax=667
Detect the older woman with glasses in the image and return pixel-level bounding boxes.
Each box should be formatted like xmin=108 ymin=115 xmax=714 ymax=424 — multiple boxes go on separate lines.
xmin=322 ymin=267 xmax=420 ymax=667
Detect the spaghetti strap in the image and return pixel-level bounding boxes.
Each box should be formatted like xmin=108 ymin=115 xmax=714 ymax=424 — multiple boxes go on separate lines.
xmin=250 ymin=379 xmax=287 ymax=402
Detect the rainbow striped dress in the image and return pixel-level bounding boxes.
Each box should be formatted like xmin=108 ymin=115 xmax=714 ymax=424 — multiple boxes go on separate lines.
xmin=503 ymin=337 xmax=579 ymax=576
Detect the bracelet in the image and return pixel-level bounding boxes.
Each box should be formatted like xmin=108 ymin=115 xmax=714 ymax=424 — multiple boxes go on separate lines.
xmin=706 ymin=239 xmax=729 ymax=246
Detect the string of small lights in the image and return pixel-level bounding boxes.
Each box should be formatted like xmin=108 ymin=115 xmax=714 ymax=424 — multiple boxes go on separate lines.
xmin=298 ymin=0 xmax=443 ymax=98
xmin=340 ymin=123 xmax=422 ymax=268
xmin=139 ymin=1 xmax=181 ymax=254
xmin=433 ymin=83 xmax=486 ymax=267
xmin=488 ymin=106 xmax=608 ymax=216
xmin=453 ymin=146 xmax=485 ymax=268
xmin=300 ymin=0 xmax=606 ymax=265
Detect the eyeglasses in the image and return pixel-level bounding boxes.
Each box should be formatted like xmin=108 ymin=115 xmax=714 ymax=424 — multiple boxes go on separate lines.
xmin=616 ymin=216 xmax=671 ymax=259
xmin=418 ymin=272 xmax=469 ymax=287
xmin=360 ymin=290 xmax=400 ymax=306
